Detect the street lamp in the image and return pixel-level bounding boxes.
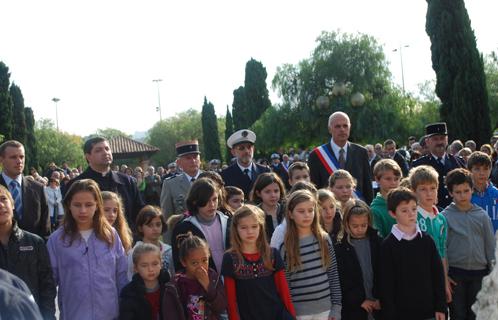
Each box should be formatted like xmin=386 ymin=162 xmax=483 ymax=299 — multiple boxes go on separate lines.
xmin=393 ymin=45 xmax=409 ymax=94
xmin=52 ymin=97 xmax=60 ymax=131
xmin=152 ymin=79 xmax=163 ymax=121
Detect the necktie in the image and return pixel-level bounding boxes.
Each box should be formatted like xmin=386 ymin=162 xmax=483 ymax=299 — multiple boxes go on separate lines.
xmin=437 ymin=157 xmax=444 ymax=167
xmin=9 ymin=180 xmax=23 ymax=220
xmin=190 ymin=177 xmax=196 ymax=183
xmin=339 ymin=148 xmax=346 ymax=169
xmin=243 ymin=168 xmax=251 ymax=180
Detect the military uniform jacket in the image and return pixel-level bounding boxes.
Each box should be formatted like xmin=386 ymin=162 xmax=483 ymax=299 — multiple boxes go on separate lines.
xmin=160 ymin=173 xmax=195 ymax=218
xmin=221 ymin=162 xmax=270 ymax=198
xmin=412 ymin=154 xmax=465 ymax=208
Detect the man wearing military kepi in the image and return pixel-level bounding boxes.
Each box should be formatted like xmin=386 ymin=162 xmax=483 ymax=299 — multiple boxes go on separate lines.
xmin=221 ymin=129 xmax=270 ymax=198
xmin=160 ymin=140 xmax=202 ymax=225
xmin=412 ymin=122 xmax=465 ymax=208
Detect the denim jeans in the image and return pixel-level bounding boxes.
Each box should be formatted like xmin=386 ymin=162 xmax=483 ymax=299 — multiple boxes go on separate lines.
xmin=448 ymin=270 xmax=484 ymax=320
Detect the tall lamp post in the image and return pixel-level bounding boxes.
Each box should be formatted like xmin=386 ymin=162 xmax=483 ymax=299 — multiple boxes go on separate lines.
xmin=52 ymin=97 xmax=60 ymax=131
xmin=393 ymin=45 xmax=409 ymax=94
xmin=152 ymin=79 xmax=163 ymax=121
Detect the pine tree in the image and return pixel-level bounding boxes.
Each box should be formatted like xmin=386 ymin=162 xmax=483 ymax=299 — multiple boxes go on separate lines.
xmin=24 ymin=107 xmax=39 ymax=171
xmin=10 ymin=83 xmax=27 ymax=144
xmin=426 ymin=0 xmax=491 ymax=144
xmin=0 ymin=62 xmax=14 ymax=140
xmin=201 ymin=97 xmax=221 ymax=161
xmin=225 ymin=105 xmax=234 ymax=161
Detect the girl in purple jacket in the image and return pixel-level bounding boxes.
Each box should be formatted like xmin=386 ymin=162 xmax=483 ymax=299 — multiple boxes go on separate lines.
xmin=47 ymin=179 xmax=128 ymax=320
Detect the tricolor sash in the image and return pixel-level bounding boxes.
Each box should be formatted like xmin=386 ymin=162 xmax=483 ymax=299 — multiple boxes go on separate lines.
xmin=314 ymin=143 xmax=363 ymax=200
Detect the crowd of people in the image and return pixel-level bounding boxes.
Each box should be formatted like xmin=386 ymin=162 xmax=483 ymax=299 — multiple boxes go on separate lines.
xmin=0 ymin=111 xmax=497 ymax=320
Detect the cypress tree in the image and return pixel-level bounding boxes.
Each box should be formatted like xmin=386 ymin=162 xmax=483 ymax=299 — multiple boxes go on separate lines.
xmin=24 ymin=107 xmax=39 ymax=171
xmin=232 ymin=86 xmax=248 ymax=130
xmin=244 ymin=58 xmax=272 ymax=126
xmin=426 ymin=0 xmax=491 ymax=144
xmin=0 ymin=62 xmax=14 ymax=140
xmin=10 ymin=83 xmax=27 ymax=144
xmin=201 ymin=97 xmax=221 ymax=161
xmin=225 ymin=105 xmax=234 ymax=162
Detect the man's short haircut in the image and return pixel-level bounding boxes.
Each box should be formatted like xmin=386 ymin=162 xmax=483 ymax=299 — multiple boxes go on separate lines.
xmin=387 ymin=187 xmax=417 ymax=213
xmin=83 ymin=136 xmax=108 ymax=154
xmin=467 ymin=151 xmax=492 ymax=171
xmin=383 ymin=139 xmax=396 ymax=147
xmin=288 ymin=161 xmax=310 ymax=179
xmin=373 ymin=159 xmax=402 ymax=179
xmin=0 ymin=140 xmax=24 ymax=157
xmin=445 ymin=168 xmax=473 ymax=192
xmin=408 ymin=165 xmax=439 ymax=190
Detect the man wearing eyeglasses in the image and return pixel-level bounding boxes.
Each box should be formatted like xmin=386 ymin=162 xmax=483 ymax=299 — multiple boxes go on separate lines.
xmin=221 ymin=129 xmax=270 ymax=198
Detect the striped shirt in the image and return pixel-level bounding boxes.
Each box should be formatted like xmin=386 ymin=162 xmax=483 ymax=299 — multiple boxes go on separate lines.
xmin=280 ymin=234 xmax=342 ymax=318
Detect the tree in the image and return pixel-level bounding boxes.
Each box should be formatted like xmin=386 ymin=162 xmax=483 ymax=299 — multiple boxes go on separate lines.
xmin=0 ymin=62 xmax=13 ymax=140
xmin=10 ymin=83 xmax=27 ymax=144
xmin=232 ymin=86 xmax=247 ymax=130
xmin=426 ymin=0 xmax=491 ymax=145
xmin=84 ymin=128 xmax=131 ymax=141
xmin=201 ymin=97 xmax=221 ymax=161
xmin=225 ymin=105 xmax=234 ymax=161
xmin=485 ymin=53 xmax=498 ymax=131
xmin=24 ymin=107 xmax=39 ymax=171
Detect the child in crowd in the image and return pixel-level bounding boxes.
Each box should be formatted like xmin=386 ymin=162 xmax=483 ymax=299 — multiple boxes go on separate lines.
xmin=225 ymin=186 xmax=245 ymax=212
xmin=317 ymin=189 xmax=342 ymax=244
xmin=199 ymin=170 xmax=234 ymax=217
xmin=0 ymin=185 xmax=56 ymax=319
xmin=280 ymin=190 xmax=342 ymax=320
xmin=442 ymin=168 xmax=496 ymax=319
xmin=287 ymin=161 xmax=311 ymax=187
xmin=370 ymin=159 xmax=402 ymax=238
xmin=128 ymin=205 xmax=174 ymax=280
xmin=328 ymin=170 xmax=356 ymax=210
xmin=250 ymin=172 xmax=286 ymax=240
xmin=163 ymin=233 xmax=226 ymax=320
xmin=119 ymin=243 xmax=170 ymax=320
xmin=171 ymin=178 xmax=231 ymax=273
xmin=47 ymin=179 xmax=128 ymax=320
xmin=467 ymin=151 xmax=498 ymax=232
xmin=222 ymin=205 xmax=295 ymax=320
xmin=334 ymin=200 xmax=382 ymax=320
xmin=408 ymin=165 xmax=451 ymax=301
xmin=102 ymin=191 xmax=133 ymax=252
xmin=380 ymin=187 xmax=446 ymax=320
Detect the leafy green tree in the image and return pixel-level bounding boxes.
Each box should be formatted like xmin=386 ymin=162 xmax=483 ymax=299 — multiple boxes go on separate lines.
xmin=24 ymin=107 xmax=39 ymax=171
xmin=84 ymin=128 xmax=132 ymax=141
xmin=0 ymin=62 xmax=13 ymax=140
xmin=232 ymin=86 xmax=248 ymax=130
xmin=426 ymin=0 xmax=491 ymax=144
xmin=10 ymin=83 xmax=27 ymax=144
xmin=35 ymin=119 xmax=86 ymax=170
xmin=225 ymin=105 xmax=234 ymax=161
xmin=201 ymin=97 xmax=221 ymax=161
xmin=485 ymin=53 xmax=498 ymax=131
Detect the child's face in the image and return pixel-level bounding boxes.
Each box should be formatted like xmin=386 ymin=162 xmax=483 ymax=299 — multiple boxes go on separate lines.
xmin=449 ymin=183 xmax=473 ymax=207
xmin=69 ymin=191 xmax=96 ymax=230
xmin=330 ymin=178 xmax=353 ymax=203
xmin=181 ymin=247 xmax=210 ymax=277
xmin=227 ymin=194 xmax=244 ymax=211
xmin=390 ymin=200 xmax=418 ymax=229
xmin=134 ymin=252 xmax=162 ymax=283
xmin=290 ymin=200 xmax=315 ymax=230
xmin=348 ymin=214 xmax=369 ymax=238
xmin=470 ymin=165 xmax=491 ymax=187
xmin=103 ymin=199 xmax=118 ymax=225
xmin=140 ymin=216 xmax=163 ymax=242
xmin=289 ymin=169 xmax=310 ymax=186
xmin=198 ymin=192 xmax=218 ymax=220
xmin=236 ymin=215 xmax=260 ymax=246
xmin=414 ymin=183 xmax=438 ymax=209
xmin=257 ymin=183 xmax=280 ymax=207
xmin=320 ymin=198 xmax=336 ymax=225
xmin=376 ymin=170 xmax=401 ymax=194
xmin=0 ymin=192 xmax=14 ymax=225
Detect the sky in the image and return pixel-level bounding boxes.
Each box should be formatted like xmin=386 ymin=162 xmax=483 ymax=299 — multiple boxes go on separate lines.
xmin=2 ymin=0 xmax=497 ymax=137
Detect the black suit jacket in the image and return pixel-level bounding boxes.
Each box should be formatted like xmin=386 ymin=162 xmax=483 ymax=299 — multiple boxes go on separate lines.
xmin=412 ymin=154 xmax=465 ymax=208
xmin=0 ymin=176 xmax=50 ymax=238
xmin=393 ymin=151 xmax=410 ymax=177
xmin=309 ymin=142 xmax=373 ymax=204
xmin=221 ymin=162 xmax=271 ymax=199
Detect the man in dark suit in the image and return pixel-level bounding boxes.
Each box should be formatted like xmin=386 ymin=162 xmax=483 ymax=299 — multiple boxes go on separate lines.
xmin=0 ymin=140 xmax=50 ymax=238
xmin=308 ymin=112 xmax=373 ymax=204
xmin=66 ymin=137 xmax=144 ymax=229
xmin=383 ymin=139 xmax=410 ymax=176
xmin=366 ymin=144 xmax=381 ymax=177
xmin=221 ymin=129 xmax=270 ymax=198
xmin=412 ymin=122 xmax=464 ymax=208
